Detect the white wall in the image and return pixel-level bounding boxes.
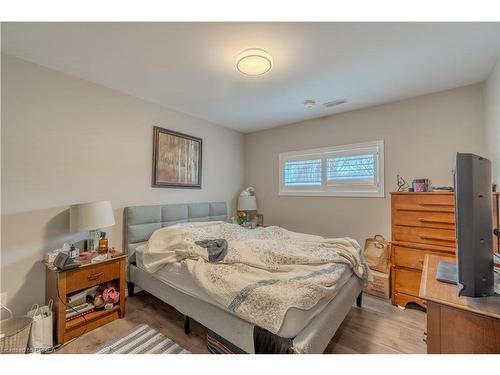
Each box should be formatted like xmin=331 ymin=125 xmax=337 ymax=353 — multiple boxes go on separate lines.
xmin=245 ymin=85 xmax=486 ymax=244
xmin=1 ymin=55 xmax=245 ymax=314
xmin=484 ymin=42 xmax=500 ymax=185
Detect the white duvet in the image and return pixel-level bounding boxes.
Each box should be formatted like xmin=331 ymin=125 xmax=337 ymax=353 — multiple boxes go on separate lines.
xmin=140 ymin=222 xmax=370 ymax=334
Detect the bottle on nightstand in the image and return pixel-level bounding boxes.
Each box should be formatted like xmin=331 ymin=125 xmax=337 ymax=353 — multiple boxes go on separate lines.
xmin=98 ymin=232 xmax=108 ymax=254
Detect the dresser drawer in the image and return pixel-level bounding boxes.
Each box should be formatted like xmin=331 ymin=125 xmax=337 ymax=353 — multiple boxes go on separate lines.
xmin=392 ymin=226 xmax=456 ymax=248
xmin=393 ymin=246 xmax=427 ymax=270
xmin=392 ymin=210 xmax=455 ymax=230
xmin=394 ymin=268 xmax=422 ymax=297
xmin=66 ymin=261 xmax=120 ymax=293
xmin=393 ymin=245 xmax=454 ymax=270
xmin=392 ymin=194 xmax=455 ymax=213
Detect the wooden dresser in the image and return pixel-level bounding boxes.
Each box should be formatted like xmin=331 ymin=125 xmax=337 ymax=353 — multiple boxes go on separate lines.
xmin=390 ymin=192 xmax=499 ymax=308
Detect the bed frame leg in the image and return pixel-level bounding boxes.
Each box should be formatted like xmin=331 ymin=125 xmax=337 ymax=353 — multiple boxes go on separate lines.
xmin=356 ymin=292 xmax=363 ymax=308
xmin=184 ymin=316 xmax=191 ymax=335
xmin=127 ymin=282 xmax=135 ymax=297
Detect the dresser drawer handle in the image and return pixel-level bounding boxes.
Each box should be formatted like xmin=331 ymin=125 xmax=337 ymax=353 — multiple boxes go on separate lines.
xmin=419 ymin=203 xmax=454 ymax=207
xmin=419 ymin=218 xmax=454 ymax=225
xmin=87 ymin=272 xmax=104 ymax=281
xmin=419 ymin=234 xmax=455 ymax=242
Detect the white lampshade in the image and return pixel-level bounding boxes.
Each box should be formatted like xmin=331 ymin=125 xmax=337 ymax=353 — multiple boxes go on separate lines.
xmin=70 ymin=200 xmax=116 ymax=232
xmin=238 ymin=196 xmax=257 ymax=211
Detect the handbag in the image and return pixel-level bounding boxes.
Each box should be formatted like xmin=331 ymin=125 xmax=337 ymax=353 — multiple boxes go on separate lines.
xmin=364 ymin=234 xmax=391 ymax=273
xmin=27 ymin=300 xmax=53 ymax=353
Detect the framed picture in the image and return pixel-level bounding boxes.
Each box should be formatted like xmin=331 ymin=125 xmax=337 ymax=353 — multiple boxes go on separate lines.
xmin=152 ymin=126 xmax=202 ymax=188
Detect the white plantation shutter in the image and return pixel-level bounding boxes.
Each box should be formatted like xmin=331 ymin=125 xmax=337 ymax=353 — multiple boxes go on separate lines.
xmin=283 ymin=159 xmax=322 ymax=186
xmin=279 ymin=141 xmax=384 ymax=197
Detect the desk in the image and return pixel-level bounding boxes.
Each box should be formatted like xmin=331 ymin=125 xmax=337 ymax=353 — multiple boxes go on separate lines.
xmin=419 ymin=254 xmax=500 ymax=353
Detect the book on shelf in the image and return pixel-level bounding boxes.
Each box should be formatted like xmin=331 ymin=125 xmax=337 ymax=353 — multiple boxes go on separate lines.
xmin=65 ymin=308 xmax=95 ymax=322
xmin=65 ymin=302 xmax=90 ymax=314
xmin=66 ymin=296 xmax=87 ymax=307
xmin=67 ymin=285 xmax=99 ymax=304
xmin=65 ymin=303 xmax=95 ymax=319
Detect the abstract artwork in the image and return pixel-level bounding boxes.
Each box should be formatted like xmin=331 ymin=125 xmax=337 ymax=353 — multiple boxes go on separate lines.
xmin=152 ymin=126 xmax=202 ymax=188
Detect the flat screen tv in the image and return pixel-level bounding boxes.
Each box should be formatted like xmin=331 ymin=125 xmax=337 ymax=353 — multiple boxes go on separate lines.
xmin=440 ymin=153 xmax=495 ymax=297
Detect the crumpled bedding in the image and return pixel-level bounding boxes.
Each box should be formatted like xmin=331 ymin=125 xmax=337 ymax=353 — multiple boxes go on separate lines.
xmin=140 ymin=222 xmax=371 ymax=334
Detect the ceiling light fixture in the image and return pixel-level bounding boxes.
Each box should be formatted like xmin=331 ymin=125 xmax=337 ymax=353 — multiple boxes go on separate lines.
xmin=304 ymin=99 xmax=316 ymax=109
xmin=236 ymin=48 xmax=273 ymax=77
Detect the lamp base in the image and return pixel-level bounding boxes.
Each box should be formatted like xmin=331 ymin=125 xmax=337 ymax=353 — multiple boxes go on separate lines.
xmin=87 ymin=229 xmax=100 ymax=253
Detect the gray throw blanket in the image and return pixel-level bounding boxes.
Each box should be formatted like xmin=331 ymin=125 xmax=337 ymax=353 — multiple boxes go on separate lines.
xmin=195 ymin=239 xmax=228 ymax=262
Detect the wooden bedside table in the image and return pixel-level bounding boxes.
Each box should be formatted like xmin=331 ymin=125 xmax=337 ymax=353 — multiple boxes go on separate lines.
xmin=44 ymin=253 xmax=127 ymax=345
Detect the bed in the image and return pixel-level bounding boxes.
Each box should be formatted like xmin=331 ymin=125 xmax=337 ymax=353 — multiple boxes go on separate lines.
xmin=124 ymin=201 xmax=363 ymax=354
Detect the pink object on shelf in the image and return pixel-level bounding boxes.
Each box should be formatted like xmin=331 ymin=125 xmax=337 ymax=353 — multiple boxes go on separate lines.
xmin=102 ymin=282 xmax=120 ymax=304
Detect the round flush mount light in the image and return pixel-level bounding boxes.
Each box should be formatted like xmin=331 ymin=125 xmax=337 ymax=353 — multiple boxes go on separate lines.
xmin=304 ymin=99 xmax=316 ymax=109
xmin=236 ymin=48 xmax=273 ymax=76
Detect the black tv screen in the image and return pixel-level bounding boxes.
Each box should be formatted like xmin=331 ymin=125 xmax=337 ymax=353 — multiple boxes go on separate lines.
xmin=454 ymin=153 xmax=494 ymax=297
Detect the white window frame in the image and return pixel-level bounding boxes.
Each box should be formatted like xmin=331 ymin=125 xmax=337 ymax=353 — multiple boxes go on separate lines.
xmin=278 ymin=140 xmax=385 ymax=197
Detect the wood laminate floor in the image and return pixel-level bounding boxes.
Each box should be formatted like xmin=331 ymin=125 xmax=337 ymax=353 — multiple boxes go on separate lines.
xmin=56 ymin=291 xmax=426 ymax=354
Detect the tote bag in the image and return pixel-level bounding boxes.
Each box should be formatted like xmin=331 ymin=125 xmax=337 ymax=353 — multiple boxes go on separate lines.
xmin=27 ymin=300 xmax=53 ymax=353
xmin=364 ymin=235 xmax=391 ymax=273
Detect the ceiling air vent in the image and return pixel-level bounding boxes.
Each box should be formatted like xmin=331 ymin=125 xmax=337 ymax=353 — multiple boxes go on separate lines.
xmin=323 ymin=99 xmax=347 ymax=108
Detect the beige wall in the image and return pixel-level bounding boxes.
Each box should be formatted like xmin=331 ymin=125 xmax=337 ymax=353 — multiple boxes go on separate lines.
xmin=245 ymin=85 xmax=486 ymax=244
xmin=1 ymin=55 xmax=245 ymax=314
xmin=484 ymin=53 xmax=500 ymax=185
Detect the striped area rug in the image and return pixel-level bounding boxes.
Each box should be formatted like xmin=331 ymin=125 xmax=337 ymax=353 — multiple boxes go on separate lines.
xmin=92 ymin=324 xmax=190 ymax=354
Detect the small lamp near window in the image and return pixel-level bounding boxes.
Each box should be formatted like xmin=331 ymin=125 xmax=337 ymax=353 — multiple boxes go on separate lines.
xmin=238 ymin=195 xmax=257 ymax=211
xmin=70 ymin=201 xmax=115 ymax=252
xmin=237 ymin=195 xmax=258 ymax=224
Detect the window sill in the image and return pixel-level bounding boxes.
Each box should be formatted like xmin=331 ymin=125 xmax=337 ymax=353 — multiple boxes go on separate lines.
xmin=278 ymin=190 xmax=385 ymax=198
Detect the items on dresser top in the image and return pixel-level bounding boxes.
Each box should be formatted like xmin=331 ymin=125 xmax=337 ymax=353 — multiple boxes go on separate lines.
xmin=53 ymin=252 xmax=80 ymax=271
xmin=412 ymin=178 xmax=431 ymax=192
xmin=98 ymin=232 xmax=109 ymax=254
xmin=45 ymin=250 xmax=124 ymax=271
xmin=396 ymin=175 xmax=409 ymax=192
xmin=390 ymin=192 xmax=499 ymax=309
xmin=44 ymin=243 xmax=72 ymax=263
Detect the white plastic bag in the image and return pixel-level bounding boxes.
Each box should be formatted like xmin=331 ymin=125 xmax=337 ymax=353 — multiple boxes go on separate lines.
xmin=27 ymin=300 xmax=53 ymax=353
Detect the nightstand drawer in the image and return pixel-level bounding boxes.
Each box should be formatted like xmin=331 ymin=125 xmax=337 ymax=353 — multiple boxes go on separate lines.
xmin=66 ymin=261 xmax=120 ymax=293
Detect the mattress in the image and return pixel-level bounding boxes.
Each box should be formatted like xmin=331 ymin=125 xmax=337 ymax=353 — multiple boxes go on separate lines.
xmin=135 ymin=249 xmax=353 ymax=338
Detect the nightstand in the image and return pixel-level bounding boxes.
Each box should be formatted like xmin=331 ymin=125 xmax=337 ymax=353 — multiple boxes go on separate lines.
xmin=44 ymin=253 xmax=127 ymax=345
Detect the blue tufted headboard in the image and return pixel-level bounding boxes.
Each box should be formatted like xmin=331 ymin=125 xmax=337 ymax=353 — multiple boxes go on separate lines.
xmin=123 ymin=202 xmax=227 ymax=262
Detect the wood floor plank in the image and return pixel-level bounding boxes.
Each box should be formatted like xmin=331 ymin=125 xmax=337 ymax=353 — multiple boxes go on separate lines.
xmin=56 ymin=292 xmax=426 ymax=354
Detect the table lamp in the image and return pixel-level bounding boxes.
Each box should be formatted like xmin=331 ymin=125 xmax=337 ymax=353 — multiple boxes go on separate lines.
xmin=70 ymin=200 xmax=116 ymax=252
xmin=237 ymin=196 xmax=257 ymax=222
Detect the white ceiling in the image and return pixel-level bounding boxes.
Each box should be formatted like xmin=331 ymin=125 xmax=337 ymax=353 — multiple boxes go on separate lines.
xmin=2 ymin=22 xmax=499 ymax=133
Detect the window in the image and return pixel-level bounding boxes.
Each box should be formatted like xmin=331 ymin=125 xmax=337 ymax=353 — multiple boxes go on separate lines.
xmin=279 ymin=140 xmax=384 ymax=197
